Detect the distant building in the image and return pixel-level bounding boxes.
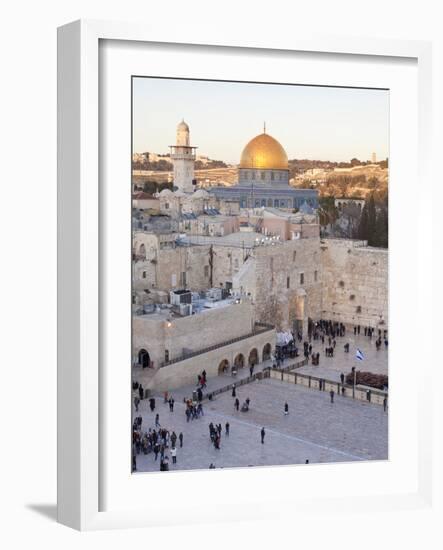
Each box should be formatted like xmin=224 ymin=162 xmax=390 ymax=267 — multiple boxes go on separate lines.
xmin=371 ymin=152 xmax=377 ymax=163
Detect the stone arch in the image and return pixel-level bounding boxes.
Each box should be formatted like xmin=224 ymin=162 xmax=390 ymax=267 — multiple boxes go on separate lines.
xmin=262 ymin=343 xmax=272 ymax=361
xmin=248 ymin=348 xmax=259 ymax=366
xmin=218 ymin=359 xmax=230 ymax=374
xmin=138 ymin=348 xmax=151 ymax=368
xmin=234 ymin=353 xmax=245 ymax=369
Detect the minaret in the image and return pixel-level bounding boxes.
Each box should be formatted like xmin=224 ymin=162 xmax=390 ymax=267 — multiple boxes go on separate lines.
xmin=169 ymin=120 xmax=197 ymax=193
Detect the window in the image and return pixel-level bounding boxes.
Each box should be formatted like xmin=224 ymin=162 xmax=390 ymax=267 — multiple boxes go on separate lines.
xmin=165 ymin=202 xmax=169 ymax=209
xmin=252 ymin=171 xmax=255 ymax=180
xmin=300 ymin=273 xmax=304 ymax=285
xmin=204 ymin=265 xmax=209 ymax=277
xmin=142 ymin=271 xmax=147 ymax=279
xmin=293 ymin=251 xmax=296 ymax=262
xmin=287 ymin=276 xmax=290 ymax=289
xmin=261 ymin=171 xmax=265 ymax=180
xmin=271 ymin=172 xmax=274 ymax=181
xmin=314 ymin=270 xmax=318 ymax=282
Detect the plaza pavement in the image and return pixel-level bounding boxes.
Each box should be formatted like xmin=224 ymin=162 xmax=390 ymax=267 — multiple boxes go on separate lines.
xmin=294 ymin=331 xmax=388 ymax=383
xmin=133 ymin=375 xmax=388 ymax=474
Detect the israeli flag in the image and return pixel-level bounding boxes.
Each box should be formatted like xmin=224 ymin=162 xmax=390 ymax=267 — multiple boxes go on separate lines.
xmin=356 ymin=349 xmax=364 ymax=361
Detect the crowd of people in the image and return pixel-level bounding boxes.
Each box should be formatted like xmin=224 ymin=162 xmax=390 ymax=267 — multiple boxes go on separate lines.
xmin=132 ymin=410 xmax=184 ymax=472
xmin=132 ymin=320 xmax=388 ymax=472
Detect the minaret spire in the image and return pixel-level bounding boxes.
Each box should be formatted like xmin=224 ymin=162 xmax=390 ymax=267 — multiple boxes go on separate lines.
xmin=263 ymin=121 xmax=266 ymax=134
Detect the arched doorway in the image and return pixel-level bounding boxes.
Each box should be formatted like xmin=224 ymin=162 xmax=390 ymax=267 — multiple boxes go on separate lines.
xmin=234 ymin=353 xmax=245 ymax=369
xmin=138 ymin=349 xmax=151 ymax=368
xmin=218 ymin=359 xmax=230 ymax=374
xmin=262 ymin=343 xmax=272 ymax=361
xmin=248 ymin=348 xmax=259 ymax=366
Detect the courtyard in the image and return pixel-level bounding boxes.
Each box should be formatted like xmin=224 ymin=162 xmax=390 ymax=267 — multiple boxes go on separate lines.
xmin=133 ymin=363 xmax=388 ymax=474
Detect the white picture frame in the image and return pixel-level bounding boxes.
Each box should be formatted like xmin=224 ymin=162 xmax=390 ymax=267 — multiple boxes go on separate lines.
xmin=57 ymin=19 xmax=433 ymax=531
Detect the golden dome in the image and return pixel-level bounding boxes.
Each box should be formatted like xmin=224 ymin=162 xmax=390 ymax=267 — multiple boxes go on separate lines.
xmin=239 ymin=132 xmax=288 ymax=170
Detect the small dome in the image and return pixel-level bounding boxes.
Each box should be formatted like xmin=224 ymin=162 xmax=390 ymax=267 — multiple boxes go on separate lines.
xmin=159 ymin=188 xmax=174 ymax=197
xmin=240 ymin=132 xmax=288 ymax=170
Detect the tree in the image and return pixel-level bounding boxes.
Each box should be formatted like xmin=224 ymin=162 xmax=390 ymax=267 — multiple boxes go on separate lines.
xmin=374 ymin=206 xmax=388 ymax=248
xmin=318 ymin=196 xmax=338 ymax=229
xmin=357 ymin=204 xmax=369 ymax=240
xmin=366 ymin=195 xmax=377 ymax=246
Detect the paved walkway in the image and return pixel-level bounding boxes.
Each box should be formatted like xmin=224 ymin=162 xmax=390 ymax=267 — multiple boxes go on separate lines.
xmin=133 ymin=376 xmax=388 ymax=474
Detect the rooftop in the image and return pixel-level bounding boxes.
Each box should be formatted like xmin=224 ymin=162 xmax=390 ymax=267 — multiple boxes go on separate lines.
xmin=178 ymin=230 xmax=283 ymax=248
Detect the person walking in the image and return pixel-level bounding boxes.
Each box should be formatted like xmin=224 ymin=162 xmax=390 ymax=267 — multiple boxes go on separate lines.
xmin=153 ymin=443 xmax=160 ymax=461
xmin=249 ymin=364 xmax=254 ymax=377
xmin=225 ymin=422 xmax=230 ymax=436
xmin=171 ymin=446 xmax=177 ymax=464
xmin=340 ymin=372 xmax=345 ymax=384
xmin=179 ymin=432 xmax=183 ymax=447
xmin=155 ymin=413 xmax=160 ymax=428
xmin=234 ymin=397 xmax=240 ymax=411
xmin=232 ymin=384 xmax=236 ymax=398
xmin=330 ymin=389 xmax=334 ymax=403
xmin=261 ymin=427 xmax=266 ymax=444
xmin=149 ymin=397 xmax=155 ymax=412
xmin=383 ymin=396 xmax=388 ymax=412
xmin=138 ymin=384 xmax=144 ymax=400
xmin=134 ymin=396 xmax=140 ymax=412
xmin=284 ymin=402 xmax=289 ymax=415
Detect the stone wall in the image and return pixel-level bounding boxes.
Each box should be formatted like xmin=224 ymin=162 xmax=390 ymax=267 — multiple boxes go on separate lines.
xmin=133 ymin=300 xmax=257 ymax=368
xmin=146 ymin=328 xmax=275 ymax=392
xmin=320 ymin=239 xmax=388 ymax=328
xmin=233 ymin=237 xmax=323 ymax=331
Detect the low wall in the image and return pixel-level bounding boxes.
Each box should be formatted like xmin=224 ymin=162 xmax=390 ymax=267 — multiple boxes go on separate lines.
xmin=269 ymin=368 xmax=387 ymax=406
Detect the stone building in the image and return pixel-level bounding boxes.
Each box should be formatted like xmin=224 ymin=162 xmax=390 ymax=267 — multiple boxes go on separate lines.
xmin=133 ymin=298 xmax=275 ymax=391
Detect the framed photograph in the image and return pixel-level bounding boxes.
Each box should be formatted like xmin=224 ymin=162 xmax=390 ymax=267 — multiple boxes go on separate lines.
xmin=57 ymin=20 xmax=432 ymax=530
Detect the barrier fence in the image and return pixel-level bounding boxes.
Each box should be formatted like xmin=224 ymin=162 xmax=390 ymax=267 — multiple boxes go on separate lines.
xmin=269 ymin=368 xmax=388 ymax=406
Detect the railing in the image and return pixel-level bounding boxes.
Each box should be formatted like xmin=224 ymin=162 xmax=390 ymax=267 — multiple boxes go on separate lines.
xmin=269 ymin=368 xmax=388 ymax=406
xmin=194 ymin=358 xmax=307 ymax=402
xmin=201 ymin=370 xmax=270 ymax=401
xmin=160 ymin=323 xmax=275 ymax=367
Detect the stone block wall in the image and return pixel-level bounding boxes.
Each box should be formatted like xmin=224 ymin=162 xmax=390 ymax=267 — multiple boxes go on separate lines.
xmin=320 ymin=239 xmax=388 ymax=328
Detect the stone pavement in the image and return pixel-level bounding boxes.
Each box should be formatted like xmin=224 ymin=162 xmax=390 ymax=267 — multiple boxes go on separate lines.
xmin=295 ymin=331 xmax=388 ymax=383
xmin=133 ymin=376 xmax=388 ymax=474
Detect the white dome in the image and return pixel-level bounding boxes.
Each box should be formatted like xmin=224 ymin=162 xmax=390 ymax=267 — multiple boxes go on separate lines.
xmin=159 ymin=188 xmax=174 ymax=197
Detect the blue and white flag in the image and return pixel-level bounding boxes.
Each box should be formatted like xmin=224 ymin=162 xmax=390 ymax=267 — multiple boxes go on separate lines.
xmin=356 ymin=349 xmax=364 ymax=361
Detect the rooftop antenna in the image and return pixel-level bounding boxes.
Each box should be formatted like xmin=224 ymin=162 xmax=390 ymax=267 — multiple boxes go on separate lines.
xmin=263 ymin=121 xmax=266 ymax=134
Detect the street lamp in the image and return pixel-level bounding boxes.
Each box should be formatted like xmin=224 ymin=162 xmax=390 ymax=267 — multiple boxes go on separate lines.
xmin=351 ymin=366 xmax=356 ymax=399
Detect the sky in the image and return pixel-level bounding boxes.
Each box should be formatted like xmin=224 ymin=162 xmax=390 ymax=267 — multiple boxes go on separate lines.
xmin=132 ymin=77 xmax=389 ymax=164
